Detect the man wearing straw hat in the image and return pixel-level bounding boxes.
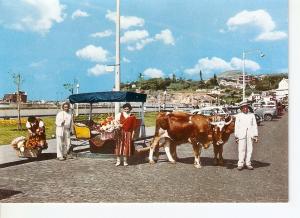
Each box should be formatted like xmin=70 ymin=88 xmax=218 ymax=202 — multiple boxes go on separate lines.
xmin=234 ymin=100 xmax=258 ymax=170
xmin=55 ymin=102 xmax=73 ymax=161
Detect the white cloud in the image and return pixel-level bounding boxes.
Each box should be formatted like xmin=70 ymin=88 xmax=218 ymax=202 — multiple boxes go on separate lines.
xmin=256 ymin=31 xmax=287 ymax=41
xmin=230 ymin=57 xmax=261 ymax=71
xmin=184 ymin=57 xmax=260 ymax=75
xmin=71 ymin=9 xmax=89 ymax=19
xmin=88 ymin=64 xmax=110 ymax=76
xmin=135 ymin=38 xmax=155 ymax=50
xmin=155 ymin=29 xmax=175 ymax=45
xmin=90 ymin=29 xmax=113 ymax=38
xmin=105 ymin=10 xmax=144 ymax=29
xmin=226 ymin=9 xmax=287 ymax=41
xmin=122 ymin=57 xmax=131 ymax=63
xmin=219 ymin=29 xmax=226 ymax=33
xmin=0 ymin=0 xmax=66 ymax=34
xmin=127 ymin=38 xmax=155 ymax=51
xmin=29 ymin=59 xmax=47 ymax=68
xmin=122 ymin=29 xmax=175 ymax=51
xmin=76 ymin=45 xmax=108 ymax=62
xmin=143 ymin=68 xmax=164 ymax=78
xmin=121 ymin=30 xmax=149 ymax=43
xmin=227 ymin=10 xmax=275 ymax=32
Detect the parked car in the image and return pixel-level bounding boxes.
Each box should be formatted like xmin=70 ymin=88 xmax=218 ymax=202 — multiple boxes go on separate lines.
xmin=191 ymin=106 xmax=229 ymax=116
xmin=191 ymin=105 xmax=263 ymax=125
xmin=226 ymin=106 xmax=262 ymax=125
xmin=261 ymin=101 xmax=278 ymax=116
xmin=252 ymin=102 xmax=262 ymax=111
xmin=254 ymin=107 xmax=277 ymax=121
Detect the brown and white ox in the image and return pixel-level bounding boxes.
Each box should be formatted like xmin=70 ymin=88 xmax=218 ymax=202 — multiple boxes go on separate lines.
xmin=211 ymin=114 xmax=235 ymax=166
xmin=149 ymin=112 xmax=232 ymax=168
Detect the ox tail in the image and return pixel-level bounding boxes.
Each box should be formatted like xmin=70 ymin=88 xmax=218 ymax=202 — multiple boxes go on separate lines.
xmin=154 ymin=120 xmax=161 ymax=137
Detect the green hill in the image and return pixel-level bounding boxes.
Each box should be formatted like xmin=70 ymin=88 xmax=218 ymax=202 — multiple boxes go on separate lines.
xmin=217 ymin=70 xmax=242 ymax=78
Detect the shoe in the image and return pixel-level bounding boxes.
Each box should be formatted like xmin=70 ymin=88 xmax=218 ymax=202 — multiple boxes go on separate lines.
xmin=246 ymin=165 xmax=254 ymax=170
xmin=237 ymin=165 xmax=243 ymax=170
xmin=57 ymin=157 xmax=65 ymax=161
xmin=66 ymin=154 xmax=74 ymax=159
xmin=124 ymin=162 xmax=129 ymax=166
xmin=115 ymin=161 xmax=121 ymax=166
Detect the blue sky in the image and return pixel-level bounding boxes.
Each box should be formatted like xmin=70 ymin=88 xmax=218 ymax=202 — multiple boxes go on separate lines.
xmin=0 ymin=0 xmax=288 ymax=100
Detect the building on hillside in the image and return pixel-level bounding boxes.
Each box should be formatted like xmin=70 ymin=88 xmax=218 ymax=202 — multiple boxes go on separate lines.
xmin=247 ymin=92 xmax=262 ymax=102
xmin=275 ymin=78 xmax=288 ymax=100
xmin=236 ymin=75 xmax=256 ymax=85
xmin=3 ymin=91 xmax=27 ymax=103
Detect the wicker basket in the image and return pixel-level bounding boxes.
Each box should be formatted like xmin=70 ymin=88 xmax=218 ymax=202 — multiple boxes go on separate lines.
xmin=16 ymin=148 xmax=42 ymax=158
xmin=99 ymin=130 xmax=117 ymax=140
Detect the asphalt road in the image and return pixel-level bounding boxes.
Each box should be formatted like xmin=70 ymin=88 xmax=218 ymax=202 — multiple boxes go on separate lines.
xmin=0 ymin=113 xmax=288 ymax=202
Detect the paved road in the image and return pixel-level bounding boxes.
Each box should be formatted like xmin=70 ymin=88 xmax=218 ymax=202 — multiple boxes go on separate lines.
xmin=0 ymin=113 xmax=288 ymax=202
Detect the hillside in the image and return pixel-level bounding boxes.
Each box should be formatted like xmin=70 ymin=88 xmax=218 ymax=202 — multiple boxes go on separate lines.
xmin=217 ymin=70 xmax=242 ymax=78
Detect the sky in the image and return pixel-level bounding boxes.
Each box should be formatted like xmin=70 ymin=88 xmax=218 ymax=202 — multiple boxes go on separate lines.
xmin=0 ymin=0 xmax=288 ymax=101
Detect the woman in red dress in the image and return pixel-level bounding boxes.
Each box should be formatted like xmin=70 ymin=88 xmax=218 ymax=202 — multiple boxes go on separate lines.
xmin=115 ymin=103 xmax=137 ymax=166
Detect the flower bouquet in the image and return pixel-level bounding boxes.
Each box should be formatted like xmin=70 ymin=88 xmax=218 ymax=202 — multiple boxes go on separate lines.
xmin=97 ymin=116 xmax=120 ymax=140
xmin=11 ymin=136 xmax=42 ymax=158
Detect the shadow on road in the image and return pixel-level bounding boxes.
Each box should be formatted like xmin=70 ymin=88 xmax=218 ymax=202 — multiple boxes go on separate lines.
xmin=0 ymin=152 xmax=57 ymax=169
xmin=0 ymin=189 xmax=22 ymax=200
xmin=176 ymin=157 xmax=270 ymax=169
xmin=224 ymin=159 xmax=270 ymax=169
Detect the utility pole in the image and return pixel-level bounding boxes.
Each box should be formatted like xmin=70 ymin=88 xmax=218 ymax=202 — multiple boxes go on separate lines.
xmin=114 ymin=0 xmax=121 ymax=117
xmin=76 ymin=82 xmax=80 ymax=116
xmin=11 ymin=72 xmax=23 ymax=130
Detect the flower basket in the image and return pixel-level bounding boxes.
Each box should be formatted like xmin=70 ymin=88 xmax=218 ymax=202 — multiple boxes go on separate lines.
xmin=99 ymin=130 xmax=117 ymax=140
xmin=11 ymin=136 xmax=44 ymax=158
xmin=16 ymin=147 xmax=42 ymax=158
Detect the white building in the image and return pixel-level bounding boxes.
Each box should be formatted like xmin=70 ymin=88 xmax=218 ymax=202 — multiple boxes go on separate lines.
xmin=276 ymin=78 xmax=288 ymax=100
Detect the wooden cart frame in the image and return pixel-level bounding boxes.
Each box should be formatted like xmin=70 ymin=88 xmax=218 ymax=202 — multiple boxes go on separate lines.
xmin=68 ymin=91 xmax=148 ymax=155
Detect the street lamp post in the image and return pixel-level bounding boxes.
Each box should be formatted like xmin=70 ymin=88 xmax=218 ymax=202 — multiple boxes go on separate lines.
xmin=114 ymin=0 xmax=121 ymax=117
xmin=163 ymin=90 xmax=167 ymax=110
xmin=242 ymin=49 xmax=265 ymax=101
xmin=76 ymin=83 xmax=79 ymax=116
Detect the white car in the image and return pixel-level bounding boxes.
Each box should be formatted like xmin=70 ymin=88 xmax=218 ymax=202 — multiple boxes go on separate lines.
xmin=190 ymin=106 xmax=229 ymax=116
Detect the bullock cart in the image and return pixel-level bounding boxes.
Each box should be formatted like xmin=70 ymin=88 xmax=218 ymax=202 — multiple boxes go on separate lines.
xmin=68 ymin=91 xmax=151 ymax=157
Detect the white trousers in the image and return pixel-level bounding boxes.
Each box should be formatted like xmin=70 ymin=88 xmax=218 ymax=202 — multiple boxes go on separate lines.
xmin=237 ymin=136 xmax=253 ymax=167
xmin=56 ymin=129 xmax=71 ymax=158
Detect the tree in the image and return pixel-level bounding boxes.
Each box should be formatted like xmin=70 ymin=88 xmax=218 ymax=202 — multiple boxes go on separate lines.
xmin=213 ymin=73 xmax=218 ymax=85
xmin=138 ymin=72 xmax=144 ymax=81
xmin=199 ymin=70 xmax=203 ymax=81
xmin=172 ymin=73 xmax=176 ymax=82
xmin=63 ymin=78 xmax=78 ymax=95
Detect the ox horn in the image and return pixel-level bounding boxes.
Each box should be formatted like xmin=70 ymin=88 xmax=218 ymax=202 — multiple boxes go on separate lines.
xmin=210 ymin=121 xmax=217 ymax=126
xmin=224 ymin=116 xmax=233 ymax=125
xmin=210 ymin=121 xmax=225 ymax=126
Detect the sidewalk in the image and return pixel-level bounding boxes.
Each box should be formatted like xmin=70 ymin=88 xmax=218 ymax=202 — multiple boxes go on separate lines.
xmin=0 ymin=127 xmax=155 ymax=166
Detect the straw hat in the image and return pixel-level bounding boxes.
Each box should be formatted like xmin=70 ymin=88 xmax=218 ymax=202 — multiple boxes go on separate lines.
xmin=239 ymin=100 xmax=249 ymax=107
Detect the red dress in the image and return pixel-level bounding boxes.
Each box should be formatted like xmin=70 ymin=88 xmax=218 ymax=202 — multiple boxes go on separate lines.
xmin=115 ymin=113 xmax=137 ymax=156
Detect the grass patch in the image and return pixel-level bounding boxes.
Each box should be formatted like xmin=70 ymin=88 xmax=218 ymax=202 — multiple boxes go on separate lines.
xmin=0 ymin=112 xmax=159 ymax=145
xmin=0 ymin=117 xmax=56 ymax=145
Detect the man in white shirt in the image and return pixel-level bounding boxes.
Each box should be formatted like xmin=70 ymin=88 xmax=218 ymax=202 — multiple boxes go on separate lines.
xmin=55 ymin=102 xmax=73 ymax=160
xmin=234 ymin=101 xmax=258 ymax=170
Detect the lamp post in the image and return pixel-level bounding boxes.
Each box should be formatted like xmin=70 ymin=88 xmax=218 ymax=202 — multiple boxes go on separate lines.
xmin=242 ymin=49 xmax=265 ymax=101
xmin=163 ymin=90 xmax=167 ymax=110
xmin=114 ymin=0 xmax=121 ymax=117
xmin=76 ymin=83 xmax=79 ymax=116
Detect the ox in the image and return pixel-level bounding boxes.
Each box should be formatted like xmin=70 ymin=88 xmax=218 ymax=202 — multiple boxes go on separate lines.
xmin=149 ymin=112 xmax=232 ymax=168
xmin=211 ymin=115 xmax=235 ymax=166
